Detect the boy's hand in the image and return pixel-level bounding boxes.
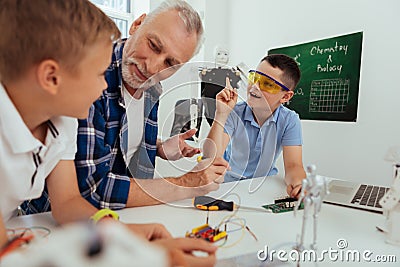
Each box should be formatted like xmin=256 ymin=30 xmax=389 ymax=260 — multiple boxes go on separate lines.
xmin=126 ymin=223 xmax=172 ymax=241
xmin=287 ymin=183 xmax=302 ymax=199
xmin=154 ymin=238 xmax=217 ymax=267
xmin=216 ymin=77 xmax=238 ymax=117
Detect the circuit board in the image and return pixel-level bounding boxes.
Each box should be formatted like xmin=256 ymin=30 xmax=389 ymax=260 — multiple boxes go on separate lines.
xmin=185 ymin=224 xmax=227 ymax=242
xmin=262 ymin=201 xmax=304 ymax=213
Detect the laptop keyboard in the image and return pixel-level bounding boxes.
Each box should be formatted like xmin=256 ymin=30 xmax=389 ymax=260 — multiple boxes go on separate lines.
xmin=351 ymin=184 xmax=389 ymax=208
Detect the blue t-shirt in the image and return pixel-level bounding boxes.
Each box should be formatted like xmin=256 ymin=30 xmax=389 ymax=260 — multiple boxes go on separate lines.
xmin=223 ymin=102 xmax=302 ymax=182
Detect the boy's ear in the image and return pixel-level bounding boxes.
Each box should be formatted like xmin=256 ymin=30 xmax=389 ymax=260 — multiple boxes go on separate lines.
xmin=280 ymin=90 xmax=294 ymax=104
xmin=129 ymin=13 xmax=146 ymax=35
xmin=36 ymin=59 xmax=60 ymax=95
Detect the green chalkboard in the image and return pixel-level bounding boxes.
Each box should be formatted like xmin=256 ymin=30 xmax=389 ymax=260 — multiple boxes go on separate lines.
xmin=268 ymin=32 xmax=363 ymax=121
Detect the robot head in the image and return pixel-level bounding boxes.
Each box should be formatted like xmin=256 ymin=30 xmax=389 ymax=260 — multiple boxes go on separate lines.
xmin=214 ymin=45 xmax=229 ymax=65
xmin=306 ymin=165 xmax=317 ymax=177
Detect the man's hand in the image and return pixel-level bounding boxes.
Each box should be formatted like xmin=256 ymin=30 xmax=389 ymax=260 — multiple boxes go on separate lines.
xmin=154 ymin=238 xmax=217 ymax=267
xmin=157 ymin=129 xmax=201 ymax=161
xmin=125 ymin=223 xmax=172 ymax=241
xmin=176 ymin=157 xmax=229 ymax=195
xmin=0 ymin=215 xmax=8 ymax=249
xmin=215 ymin=77 xmax=238 ymax=117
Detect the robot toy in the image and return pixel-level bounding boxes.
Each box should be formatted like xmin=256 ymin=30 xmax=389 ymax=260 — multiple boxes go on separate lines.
xmin=295 ymin=165 xmax=329 ymax=251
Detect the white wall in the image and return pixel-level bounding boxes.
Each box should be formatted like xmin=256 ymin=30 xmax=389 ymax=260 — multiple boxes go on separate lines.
xmin=156 ymin=0 xmax=400 ymax=185
xmin=149 ymin=0 xmax=228 ymax=63
xmin=132 ymin=0 xmax=149 ymax=19
xmin=223 ymin=0 xmax=400 ymax=185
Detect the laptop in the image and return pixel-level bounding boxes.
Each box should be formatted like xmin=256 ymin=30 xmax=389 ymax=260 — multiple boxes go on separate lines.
xmin=323 ymin=179 xmax=390 ymax=214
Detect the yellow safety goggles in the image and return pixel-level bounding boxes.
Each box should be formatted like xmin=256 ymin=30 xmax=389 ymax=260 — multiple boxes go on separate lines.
xmin=248 ymin=70 xmax=290 ymax=94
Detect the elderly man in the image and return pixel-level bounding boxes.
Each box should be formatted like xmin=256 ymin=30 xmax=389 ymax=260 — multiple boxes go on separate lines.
xmin=22 ymin=0 xmax=228 ymax=213
xmin=73 ymin=0 xmax=229 ymax=209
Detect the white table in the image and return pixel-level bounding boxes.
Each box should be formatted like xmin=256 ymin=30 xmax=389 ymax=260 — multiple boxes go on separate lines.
xmin=6 ymin=176 xmax=400 ymax=266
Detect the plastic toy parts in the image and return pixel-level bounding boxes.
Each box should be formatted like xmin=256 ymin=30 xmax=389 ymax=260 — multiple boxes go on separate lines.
xmin=185 ymin=224 xmax=227 ymax=242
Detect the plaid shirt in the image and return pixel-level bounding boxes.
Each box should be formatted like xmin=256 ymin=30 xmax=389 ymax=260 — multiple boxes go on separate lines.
xmin=22 ymin=40 xmax=161 ymax=213
xmin=75 ymin=40 xmax=162 ymax=209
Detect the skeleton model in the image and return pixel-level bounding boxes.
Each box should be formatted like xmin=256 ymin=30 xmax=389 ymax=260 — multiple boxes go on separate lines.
xmin=379 ymin=163 xmax=400 ymax=246
xmin=295 ymin=165 xmax=329 ymax=251
xmin=378 ymin=147 xmax=400 ymax=246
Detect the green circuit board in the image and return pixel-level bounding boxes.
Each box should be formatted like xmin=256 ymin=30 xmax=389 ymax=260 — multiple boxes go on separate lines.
xmin=262 ymin=201 xmax=304 ymax=213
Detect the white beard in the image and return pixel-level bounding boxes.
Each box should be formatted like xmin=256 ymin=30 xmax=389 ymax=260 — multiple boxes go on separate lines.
xmin=121 ymin=58 xmax=156 ymax=90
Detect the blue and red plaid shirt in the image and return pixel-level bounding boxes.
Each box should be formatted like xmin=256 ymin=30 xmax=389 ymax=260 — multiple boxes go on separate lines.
xmin=22 ymin=39 xmax=162 ymax=213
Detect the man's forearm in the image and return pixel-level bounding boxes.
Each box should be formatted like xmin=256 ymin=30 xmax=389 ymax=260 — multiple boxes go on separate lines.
xmin=127 ymin=175 xmax=206 ymax=207
xmin=156 ymin=138 xmax=162 ymax=157
xmin=0 ymin=215 xmax=8 ymax=249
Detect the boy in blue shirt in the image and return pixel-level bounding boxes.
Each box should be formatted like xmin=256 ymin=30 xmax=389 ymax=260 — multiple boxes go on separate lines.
xmin=204 ymin=54 xmax=306 ymax=197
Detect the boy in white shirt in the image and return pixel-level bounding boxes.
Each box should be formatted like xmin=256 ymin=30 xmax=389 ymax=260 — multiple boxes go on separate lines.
xmin=0 ymin=1 xmax=216 ymax=266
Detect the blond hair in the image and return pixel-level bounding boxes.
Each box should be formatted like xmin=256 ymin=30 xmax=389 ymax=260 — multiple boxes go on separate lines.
xmin=0 ymin=0 xmax=121 ymax=83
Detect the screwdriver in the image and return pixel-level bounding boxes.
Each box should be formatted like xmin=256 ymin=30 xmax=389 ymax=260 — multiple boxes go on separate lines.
xmin=194 ymin=196 xmax=270 ymax=213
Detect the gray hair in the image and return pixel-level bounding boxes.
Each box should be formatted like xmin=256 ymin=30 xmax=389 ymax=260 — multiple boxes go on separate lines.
xmin=145 ymin=0 xmax=204 ymax=56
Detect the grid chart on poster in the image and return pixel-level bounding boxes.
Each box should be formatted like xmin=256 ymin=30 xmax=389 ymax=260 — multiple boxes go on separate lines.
xmin=309 ymin=78 xmax=350 ymax=113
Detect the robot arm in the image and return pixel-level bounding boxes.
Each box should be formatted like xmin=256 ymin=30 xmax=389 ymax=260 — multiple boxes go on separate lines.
xmin=379 ymin=174 xmax=400 ymax=211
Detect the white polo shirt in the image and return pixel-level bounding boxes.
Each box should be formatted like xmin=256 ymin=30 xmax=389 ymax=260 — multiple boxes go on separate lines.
xmin=0 ymin=83 xmax=77 ymax=221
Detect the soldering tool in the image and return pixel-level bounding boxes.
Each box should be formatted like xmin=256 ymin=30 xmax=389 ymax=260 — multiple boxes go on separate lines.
xmin=194 ymin=196 xmax=261 ymax=241
xmin=194 ymin=196 xmax=270 ymax=213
